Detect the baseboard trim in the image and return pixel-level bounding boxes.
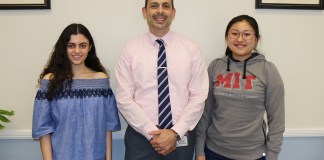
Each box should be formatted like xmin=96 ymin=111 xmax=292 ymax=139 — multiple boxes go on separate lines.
xmin=0 ymin=130 xmax=31 ymax=139
xmin=0 ymin=129 xmax=126 ymax=139
xmin=1 ymin=128 xmax=324 ymax=139
xmin=284 ymin=128 xmax=324 ymax=137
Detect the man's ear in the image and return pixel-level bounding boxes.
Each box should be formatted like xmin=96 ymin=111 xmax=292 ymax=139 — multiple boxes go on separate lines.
xmin=142 ymin=7 xmax=147 ymax=20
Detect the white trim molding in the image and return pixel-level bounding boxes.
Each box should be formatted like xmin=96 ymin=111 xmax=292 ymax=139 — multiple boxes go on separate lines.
xmin=0 ymin=130 xmax=31 ymax=139
xmin=0 ymin=129 xmax=126 ymax=139
xmin=284 ymin=128 xmax=324 ymax=137
xmin=1 ymin=128 xmax=324 ymax=139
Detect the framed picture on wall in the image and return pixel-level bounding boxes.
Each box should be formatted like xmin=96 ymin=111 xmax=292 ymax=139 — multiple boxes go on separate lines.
xmin=0 ymin=0 xmax=50 ymax=9
xmin=256 ymin=0 xmax=324 ymax=10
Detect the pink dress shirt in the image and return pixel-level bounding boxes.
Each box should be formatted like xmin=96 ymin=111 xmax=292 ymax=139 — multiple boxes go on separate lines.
xmin=115 ymin=31 xmax=208 ymax=140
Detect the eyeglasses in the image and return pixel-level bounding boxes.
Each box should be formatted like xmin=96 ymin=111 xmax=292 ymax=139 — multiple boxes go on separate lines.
xmin=227 ymin=30 xmax=255 ymax=40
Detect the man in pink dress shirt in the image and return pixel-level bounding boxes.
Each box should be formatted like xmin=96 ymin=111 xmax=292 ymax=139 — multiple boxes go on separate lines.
xmin=115 ymin=0 xmax=208 ymax=159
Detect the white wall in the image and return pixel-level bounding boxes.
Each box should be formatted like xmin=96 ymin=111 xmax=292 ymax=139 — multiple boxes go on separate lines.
xmin=0 ymin=0 xmax=324 ymax=137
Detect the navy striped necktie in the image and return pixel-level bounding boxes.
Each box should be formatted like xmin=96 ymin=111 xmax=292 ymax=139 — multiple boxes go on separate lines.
xmin=156 ymin=39 xmax=173 ymax=129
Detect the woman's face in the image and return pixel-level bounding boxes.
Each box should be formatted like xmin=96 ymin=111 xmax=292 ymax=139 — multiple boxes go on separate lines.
xmin=66 ymin=34 xmax=91 ymax=67
xmin=226 ymin=20 xmax=258 ymax=61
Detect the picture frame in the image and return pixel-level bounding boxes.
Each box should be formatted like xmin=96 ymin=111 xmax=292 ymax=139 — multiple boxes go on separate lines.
xmin=0 ymin=0 xmax=50 ymax=10
xmin=256 ymin=0 xmax=324 ymax=10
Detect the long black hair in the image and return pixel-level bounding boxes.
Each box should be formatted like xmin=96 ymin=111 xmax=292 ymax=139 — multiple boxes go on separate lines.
xmin=39 ymin=23 xmax=106 ymax=100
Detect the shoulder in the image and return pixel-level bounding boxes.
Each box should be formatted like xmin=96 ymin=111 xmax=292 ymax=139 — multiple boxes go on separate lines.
xmin=263 ymin=60 xmax=284 ymax=85
xmin=91 ymin=72 xmax=108 ymax=79
xmin=42 ymin=73 xmax=53 ymax=80
xmin=172 ymin=32 xmax=198 ymax=46
xmin=263 ymin=60 xmax=279 ymax=73
xmin=170 ymin=32 xmax=201 ymax=56
xmin=121 ymin=33 xmax=149 ymax=56
xmin=209 ymin=57 xmax=226 ymax=68
xmin=124 ymin=33 xmax=148 ymax=48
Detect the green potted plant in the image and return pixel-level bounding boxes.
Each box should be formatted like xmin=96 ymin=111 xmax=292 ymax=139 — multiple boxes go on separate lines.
xmin=0 ymin=109 xmax=14 ymax=129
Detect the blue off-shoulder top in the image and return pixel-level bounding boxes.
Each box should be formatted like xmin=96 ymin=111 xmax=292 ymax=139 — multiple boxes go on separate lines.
xmin=32 ymin=78 xmax=121 ymax=160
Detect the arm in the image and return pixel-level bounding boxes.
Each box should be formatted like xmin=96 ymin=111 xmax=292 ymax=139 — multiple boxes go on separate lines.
xmin=115 ymin=47 xmax=158 ymax=140
xmin=106 ymin=131 xmax=112 ymax=160
xmin=195 ymin=60 xmax=217 ymax=157
xmin=171 ymin=45 xmax=209 ymax=138
xmin=265 ymin=62 xmax=285 ymax=160
xmin=32 ymin=81 xmax=55 ymax=160
xmin=196 ymin=155 xmax=206 ymax=160
xmin=39 ymin=134 xmax=53 ymax=160
xmin=104 ymin=81 xmax=121 ymax=160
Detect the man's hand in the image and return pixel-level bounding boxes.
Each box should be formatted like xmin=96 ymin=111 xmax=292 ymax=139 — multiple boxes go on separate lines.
xmin=148 ymin=129 xmax=177 ymax=155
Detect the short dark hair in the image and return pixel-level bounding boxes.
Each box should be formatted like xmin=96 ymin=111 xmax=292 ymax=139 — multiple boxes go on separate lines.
xmin=225 ymin=15 xmax=260 ymax=56
xmin=145 ymin=0 xmax=174 ymax=9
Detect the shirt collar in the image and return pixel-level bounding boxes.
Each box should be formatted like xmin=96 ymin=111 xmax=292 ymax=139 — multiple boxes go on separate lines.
xmin=148 ymin=30 xmax=173 ymax=46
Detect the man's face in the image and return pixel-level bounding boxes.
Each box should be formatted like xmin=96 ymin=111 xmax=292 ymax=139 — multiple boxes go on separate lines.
xmin=142 ymin=0 xmax=175 ymax=35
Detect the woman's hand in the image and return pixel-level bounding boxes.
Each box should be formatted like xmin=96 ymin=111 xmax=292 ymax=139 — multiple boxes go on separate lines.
xmin=196 ymin=155 xmax=206 ymax=160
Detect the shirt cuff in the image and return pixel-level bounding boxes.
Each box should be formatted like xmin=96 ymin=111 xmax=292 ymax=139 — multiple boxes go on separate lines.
xmin=171 ymin=123 xmax=188 ymax=139
xmin=142 ymin=124 xmax=160 ymax=140
xmin=267 ymin=150 xmax=279 ymax=160
xmin=195 ymin=140 xmax=205 ymax=156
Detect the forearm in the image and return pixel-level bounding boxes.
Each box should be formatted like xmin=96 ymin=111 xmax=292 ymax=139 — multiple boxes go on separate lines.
xmin=106 ymin=131 xmax=112 ymax=160
xmin=266 ymin=123 xmax=284 ymax=160
xmin=195 ymin=80 xmax=215 ymax=156
xmin=116 ymin=98 xmax=158 ymax=139
xmin=195 ymin=116 xmax=209 ymax=156
xmin=171 ymin=100 xmax=205 ymax=138
xmin=39 ymin=134 xmax=53 ymax=160
xmin=172 ymin=74 xmax=209 ymax=137
xmin=115 ymin=81 xmax=158 ymax=139
xmin=195 ymin=104 xmax=214 ymax=155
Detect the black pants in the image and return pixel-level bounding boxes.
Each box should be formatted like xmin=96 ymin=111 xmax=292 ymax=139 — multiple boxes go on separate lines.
xmin=124 ymin=125 xmax=195 ymax=160
xmin=205 ymin=146 xmax=266 ymax=160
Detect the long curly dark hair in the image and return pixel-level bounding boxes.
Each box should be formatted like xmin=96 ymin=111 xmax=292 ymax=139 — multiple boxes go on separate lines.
xmin=39 ymin=23 xmax=107 ymax=101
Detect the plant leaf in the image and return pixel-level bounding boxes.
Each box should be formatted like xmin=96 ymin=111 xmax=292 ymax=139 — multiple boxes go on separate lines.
xmin=0 ymin=115 xmax=10 ymax=123
xmin=0 ymin=124 xmax=5 ymax=129
xmin=0 ymin=109 xmax=14 ymax=116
